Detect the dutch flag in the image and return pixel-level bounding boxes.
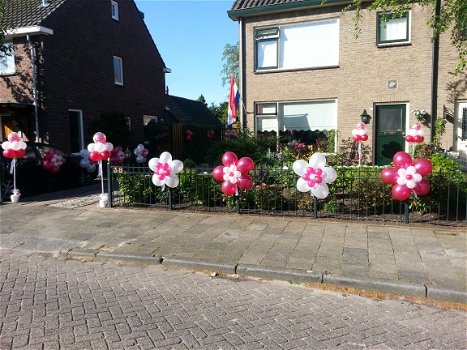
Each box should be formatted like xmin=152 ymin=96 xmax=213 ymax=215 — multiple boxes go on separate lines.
xmin=228 ymin=75 xmax=240 ymax=127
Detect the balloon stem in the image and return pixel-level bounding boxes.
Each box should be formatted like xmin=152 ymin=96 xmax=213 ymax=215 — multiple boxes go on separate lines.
xmin=13 ymin=158 xmax=17 ymax=193
xmin=313 ymin=195 xmax=318 ymax=219
xmin=99 ymin=160 xmax=104 ymax=196
xmin=404 ymin=201 xmax=410 ymax=224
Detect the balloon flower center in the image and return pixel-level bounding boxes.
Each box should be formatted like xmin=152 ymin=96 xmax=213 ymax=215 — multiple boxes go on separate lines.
xmin=156 ymin=162 xmax=171 ymax=180
xmin=406 ymin=174 xmax=413 ymax=180
xmin=302 ymin=167 xmax=323 ymax=188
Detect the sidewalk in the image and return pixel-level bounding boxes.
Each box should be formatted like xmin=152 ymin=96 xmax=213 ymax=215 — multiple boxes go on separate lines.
xmin=1 ymin=186 xmax=466 ymax=304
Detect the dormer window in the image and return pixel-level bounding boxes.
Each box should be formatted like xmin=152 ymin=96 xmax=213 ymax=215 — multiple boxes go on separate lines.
xmin=111 ymin=1 xmax=119 ymax=21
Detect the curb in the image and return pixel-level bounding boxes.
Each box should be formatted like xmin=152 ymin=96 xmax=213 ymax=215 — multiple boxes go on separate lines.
xmin=162 ymin=257 xmax=237 ymax=275
xmin=61 ymin=251 xmax=467 ymax=305
xmin=322 ymin=275 xmax=426 ymax=298
xmin=237 ymin=264 xmax=322 ymax=283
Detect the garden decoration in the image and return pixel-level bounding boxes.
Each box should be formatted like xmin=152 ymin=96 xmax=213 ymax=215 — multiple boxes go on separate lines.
xmin=87 ymin=132 xmax=114 ymax=207
xmin=79 ymin=149 xmax=97 ymax=173
xmin=380 ymin=151 xmax=432 ymax=202
xmin=212 ymin=151 xmax=254 ymax=197
xmin=293 ymin=152 xmax=337 ymax=200
xmin=110 ymin=146 xmax=125 ymax=165
xmin=405 ymin=123 xmax=425 ymax=155
xmin=352 ymin=122 xmax=368 ymax=166
xmin=43 ymin=148 xmax=65 ymax=174
xmin=134 ymin=144 xmax=148 ymax=163
xmin=1 ymin=132 xmax=27 ymax=202
xmin=185 ymin=129 xmax=193 ymax=141
xmin=148 ymin=151 xmax=184 ymax=189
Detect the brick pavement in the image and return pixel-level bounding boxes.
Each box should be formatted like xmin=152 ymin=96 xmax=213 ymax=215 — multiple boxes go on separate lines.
xmin=0 ymin=188 xmax=466 ymax=304
xmin=1 ymin=249 xmax=466 ymax=350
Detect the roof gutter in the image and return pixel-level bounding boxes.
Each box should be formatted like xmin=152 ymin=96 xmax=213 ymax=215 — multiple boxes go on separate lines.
xmin=5 ymin=26 xmax=54 ymax=39
xmin=228 ymin=0 xmax=350 ymax=20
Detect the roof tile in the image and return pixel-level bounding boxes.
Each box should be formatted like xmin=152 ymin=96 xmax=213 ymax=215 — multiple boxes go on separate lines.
xmin=1 ymin=0 xmax=68 ymax=29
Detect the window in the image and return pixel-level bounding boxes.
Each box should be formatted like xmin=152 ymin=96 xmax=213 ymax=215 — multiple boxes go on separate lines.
xmin=377 ymin=11 xmax=410 ymax=45
xmin=113 ymin=56 xmax=123 ymax=85
xmin=256 ymin=100 xmax=337 ymax=134
xmin=0 ymin=44 xmax=15 ymax=75
xmin=255 ymin=19 xmax=339 ymax=71
xmin=111 ymin=1 xmax=119 ymax=20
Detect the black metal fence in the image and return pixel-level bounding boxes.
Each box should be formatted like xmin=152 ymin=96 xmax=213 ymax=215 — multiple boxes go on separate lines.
xmin=107 ymin=164 xmax=467 ymax=226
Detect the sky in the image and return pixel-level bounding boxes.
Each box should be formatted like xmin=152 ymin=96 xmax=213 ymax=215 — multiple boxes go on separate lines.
xmin=134 ymin=0 xmax=238 ymax=106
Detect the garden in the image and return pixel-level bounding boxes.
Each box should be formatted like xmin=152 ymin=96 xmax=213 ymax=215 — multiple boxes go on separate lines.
xmin=108 ymin=126 xmax=467 ymax=226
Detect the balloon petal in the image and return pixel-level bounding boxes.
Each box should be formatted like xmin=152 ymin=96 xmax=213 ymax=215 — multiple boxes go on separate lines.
xmin=392 ymin=184 xmax=411 ymax=201
xmin=309 ymin=153 xmax=326 ymax=169
xmin=393 ymin=152 xmax=412 ymax=169
xmin=312 ymin=184 xmax=329 ymax=199
xmin=160 ymin=151 xmax=172 ymax=163
xmin=165 ymin=175 xmax=179 ymax=188
xmin=148 ymin=158 xmax=159 ymax=171
xmin=323 ymin=167 xmax=337 ymax=184
xmin=222 ymin=151 xmax=238 ymax=167
xmin=171 ymin=160 xmax=184 ymax=174
xmin=152 ymin=175 xmax=164 ymax=187
xmin=292 ymin=160 xmax=308 ymax=176
xmin=414 ymin=158 xmax=432 ymax=176
xmin=221 ymin=181 xmax=237 ymax=196
xmin=296 ymin=178 xmax=310 ymax=193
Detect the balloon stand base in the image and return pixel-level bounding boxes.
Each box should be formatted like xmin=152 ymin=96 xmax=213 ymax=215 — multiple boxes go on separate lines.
xmin=10 ymin=194 xmax=20 ymax=203
xmin=98 ymin=194 xmax=108 ymax=208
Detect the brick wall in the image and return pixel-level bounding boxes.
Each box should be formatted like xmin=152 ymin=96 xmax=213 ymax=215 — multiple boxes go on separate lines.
xmin=240 ymin=3 xmax=465 ymax=157
xmin=36 ymin=0 xmax=166 ymax=152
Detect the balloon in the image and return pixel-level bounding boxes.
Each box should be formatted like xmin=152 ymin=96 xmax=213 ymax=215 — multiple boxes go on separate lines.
xmin=405 ymin=135 xmax=414 ymax=142
xmin=237 ymin=157 xmax=254 ymax=174
xmin=309 ymin=152 xmax=326 ymax=169
xmin=313 ymin=183 xmax=329 ymax=199
xmin=381 ymin=167 xmax=397 ymax=184
xmin=171 ymin=160 xmax=184 ymax=174
xmin=212 ymin=166 xmax=225 ymax=182
xmin=101 ymin=150 xmax=111 ymax=160
xmin=3 ymin=149 xmax=15 ymax=158
xmin=237 ymin=174 xmax=253 ymax=190
xmin=221 ymin=181 xmax=237 ymax=196
xmin=393 ymin=151 xmax=412 ymax=169
xmin=360 ymin=134 xmax=368 ymax=141
xmin=414 ymin=180 xmax=430 ymax=196
xmin=8 ymin=132 xmax=21 ymax=142
xmin=392 ymin=184 xmax=411 ymax=201
xmin=323 ymin=167 xmax=337 ymax=183
xmin=15 ymin=149 xmax=26 ymax=158
xmin=414 ymin=158 xmax=432 ymax=176
xmin=93 ymin=132 xmax=106 ymax=143
xmin=148 ymin=152 xmax=183 ymax=189
xmin=292 ymin=160 xmax=308 ymax=176
xmin=222 ymin=151 xmax=238 ymax=167
xmin=89 ymin=151 xmax=101 ymax=161
xmin=165 ymin=175 xmax=179 ymax=188
xmin=413 ymin=135 xmax=423 ymax=143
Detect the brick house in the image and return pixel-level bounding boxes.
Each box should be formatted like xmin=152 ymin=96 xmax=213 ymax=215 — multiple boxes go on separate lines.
xmin=0 ymin=0 xmax=168 ymax=153
xmin=228 ymin=0 xmax=467 ymax=165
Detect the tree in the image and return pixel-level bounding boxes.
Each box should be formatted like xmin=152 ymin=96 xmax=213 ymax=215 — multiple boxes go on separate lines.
xmin=197 ymin=94 xmax=207 ymax=107
xmin=343 ymin=0 xmax=466 ymax=74
xmin=220 ymin=42 xmax=239 ymax=87
xmin=209 ymin=101 xmax=228 ymax=126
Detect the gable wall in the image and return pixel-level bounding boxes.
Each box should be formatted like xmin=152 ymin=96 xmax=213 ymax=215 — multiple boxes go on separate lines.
xmin=37 ymin=0 xmax=166 ymax=151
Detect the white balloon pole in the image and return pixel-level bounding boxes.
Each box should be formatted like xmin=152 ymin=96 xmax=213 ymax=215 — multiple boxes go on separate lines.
xmin=358 ymin=142 xmax=362 ymax=167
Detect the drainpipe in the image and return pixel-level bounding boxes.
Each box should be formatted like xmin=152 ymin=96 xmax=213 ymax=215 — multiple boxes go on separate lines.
xmin=430 ymin=0 xmax=441 ymax=142
xmin=27 ymin=34 xmax=40 ymax=142
xmin=239 ymin=18 xmax=245 ymax=130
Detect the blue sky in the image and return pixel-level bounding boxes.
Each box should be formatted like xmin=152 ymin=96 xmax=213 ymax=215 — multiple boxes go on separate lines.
xmin=135 ymin=0 xmax=238 ymax=106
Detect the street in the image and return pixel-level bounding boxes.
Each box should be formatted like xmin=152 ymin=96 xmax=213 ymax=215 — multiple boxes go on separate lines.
xmin=0 ymin=249 xmax=465 ymax=350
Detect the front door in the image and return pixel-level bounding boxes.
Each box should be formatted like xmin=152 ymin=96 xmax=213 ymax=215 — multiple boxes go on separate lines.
xmin=375 ymin=104 xmax=406 ymax=165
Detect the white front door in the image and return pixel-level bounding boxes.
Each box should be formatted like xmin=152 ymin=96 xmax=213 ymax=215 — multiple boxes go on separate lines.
xmin=455 ymin=101 xmax=467 ymax=153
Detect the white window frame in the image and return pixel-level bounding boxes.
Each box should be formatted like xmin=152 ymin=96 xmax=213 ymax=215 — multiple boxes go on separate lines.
xmin=111 ymin=1 xmax=119 ymax=20
xmin=255 ymin=99 xmax=337 ymax=136
xmin=0 ymin=43 xmax=15 ymax=75
xmin=254 ymin=18 xmax=339 ymax=72
xmin=113 ymin=56 xmax=123 ymax=85
xmin=377 ymin=11 xmax=411 ymax=46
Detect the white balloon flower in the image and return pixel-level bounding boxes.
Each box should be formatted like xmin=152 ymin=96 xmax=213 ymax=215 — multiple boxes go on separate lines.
xmin=293 ymin=153 xmax=337 ymax=199
xmin=148 ymin=152 xmax=184 ymax=189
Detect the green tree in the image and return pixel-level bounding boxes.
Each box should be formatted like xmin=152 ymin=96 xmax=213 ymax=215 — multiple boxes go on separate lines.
xmin=220 ymin=42 xmax=239 ymax=87
xmin=343 ymin=0 xmax=466 ymax=74
xmin=209 ymin=101 xmax=228 ymax=126
xmin=197 ymin=94 xmax=207 ymax=107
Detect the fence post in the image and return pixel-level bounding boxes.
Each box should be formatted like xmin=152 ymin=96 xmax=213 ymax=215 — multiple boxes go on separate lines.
xmin=107 ymin=162 xmax=113 ymax=208
xmin=236 ymin=195 xmax=240 ymax=214
xmin=168 ymin=188 xmax=172 ymax=210
xmin=313 ymin=196 xmax=318 ymax=219
xmin=404 ymin=200 xmax=409 ymax=224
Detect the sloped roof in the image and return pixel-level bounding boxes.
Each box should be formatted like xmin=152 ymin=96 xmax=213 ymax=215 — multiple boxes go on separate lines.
xmin=166 ymin=95 xmax=222 ymax=127
xmin=229 ymin=0 xmax=346 ymax=19
xmin=1 ymin=0 xmax=68 ymax=29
